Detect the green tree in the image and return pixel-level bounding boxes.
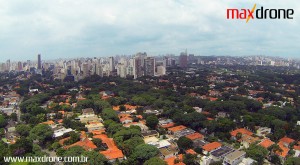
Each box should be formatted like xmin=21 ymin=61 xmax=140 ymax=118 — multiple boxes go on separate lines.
xmin=0 ymin=115 xmax=7 ymax=127
xmin=144 ymin=157 xmax=167 ymax=165
xmin=50 ymin=142 xmax=61 ymax=151
xmin=10 ymin=113 xmax=18 ymax=121
xmin=102 ymin=108 xmax=119 ymax=122
xmin=9 ymin=137 xmax=33 ymax=156
xmin=245 ymin=144 xmax=268 ymax=164
xmin=177 ymin=136 xmax=193 ymax=150
xmin=285 ymin=157 xmax=300 ymax=165
xmin=130 ymin=144 xmax=159 ymax=164
xmin=122 ymin=136 xmax=144 ymax=156
xmin=183 ymin=154 xmax=197 ymax=165
xmin=0 ymin=141 xmax=9 ymax=165
xmin=83 ymin=151 xmax=108 ymax=165
xmin=29 ymin=124 xmax=54 ymax=144
xmin=16 ymin=124 xmax=31 ymax=136
xmin=146 ymin=115 xmax=159 ymax=129
xmin=63 ymin=146 xmax=85 ymax=165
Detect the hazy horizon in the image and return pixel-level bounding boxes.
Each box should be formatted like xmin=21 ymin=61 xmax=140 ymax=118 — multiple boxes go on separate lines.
xmin=0 ymin=0 xmax=299 ymax=62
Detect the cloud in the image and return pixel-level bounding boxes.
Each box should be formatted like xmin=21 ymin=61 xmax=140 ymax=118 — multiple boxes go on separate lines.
xmin=0 ymin=0 xmax=299 ymax=62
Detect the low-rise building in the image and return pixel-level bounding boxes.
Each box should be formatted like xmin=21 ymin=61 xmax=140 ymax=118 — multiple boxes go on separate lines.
xmin=223 ymin=150 xmax=246 ymax=165
xmin=85 ymin=122 xmax=104 ymax=132
xmin=53 ymin=127 xmax=73 ymax=138
xmin=202 ymin=142 xmax=222 ymax=155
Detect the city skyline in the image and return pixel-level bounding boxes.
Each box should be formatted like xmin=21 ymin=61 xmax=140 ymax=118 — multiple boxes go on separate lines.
xmin=0 ymin=0 xmax=299 ymax=62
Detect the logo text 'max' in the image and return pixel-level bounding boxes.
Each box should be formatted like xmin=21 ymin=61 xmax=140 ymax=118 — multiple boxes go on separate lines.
xmin=227 ymin=4 xmax=294 ymax=23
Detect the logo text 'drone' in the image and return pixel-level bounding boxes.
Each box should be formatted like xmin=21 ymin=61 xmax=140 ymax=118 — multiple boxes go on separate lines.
xmin=227 ymin=4 xmax=294 ymax=23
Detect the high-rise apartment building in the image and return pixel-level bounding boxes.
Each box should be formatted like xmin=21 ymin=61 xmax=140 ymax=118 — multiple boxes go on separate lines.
xmin=38 ymin=54 xmax=42 ymax=69
xmin=144 ymin=57 xmax=155 ymax=76
xmin=133 ymin=52 xmax=147 ymax=79
xmin=179 ymin=52 xmax=188 ymax=68
xmin=109 ymin=57 xmax=115 ymax=73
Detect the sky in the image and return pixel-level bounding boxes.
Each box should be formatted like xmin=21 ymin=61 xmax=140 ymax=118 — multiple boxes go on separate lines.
xmin=0 ymin=0 xmax=299 ymax=62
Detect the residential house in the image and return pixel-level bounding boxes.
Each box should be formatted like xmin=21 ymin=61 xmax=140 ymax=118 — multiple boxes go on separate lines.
xmin=64 ymin=131 xmax=97 ymax=151
xmin=118 ymin=114 xmax=133 ymax=124
xmin=82 ymin=108 xmax=95 ymax=115
xmin=53 ymin=127 xmax=73 ymax=138
xmin=210 ymin=146 xmax=234 ymax=161
xmin=93 ymin=134 xmax=124 ymax=163
xmin=223 ymin=150 xmax=246 ymax=165
xmin=123 ymin=121 xmax=149 ymax=131
xmin=240 ymin=134 xmax=259 ymax=149
xmin=230 ymin=128 xmax=253 ymax=140
xmin=256 ymin=127 xmax=272 ymax=137
xmin=160 ymin=144 xmax=179 ymax=159
xmin=159 ymin=119 xmax=175 ymax=129
xmin=85 ymin=122 xmax=104 ymax=132
xmin=185 ymin=132 xmax=204 ymax=141
xmin=259 ymin=138 xmax=274 ymax=149
xmin=168 ymin=125 xmax=187 ymax=135
xmin=40 ymin=120 xmax=56 ymax=128
xmin=202 ymin=142 xmax=222 ymax=155
xmin=165 ymin=154 xmax=184 ymax=165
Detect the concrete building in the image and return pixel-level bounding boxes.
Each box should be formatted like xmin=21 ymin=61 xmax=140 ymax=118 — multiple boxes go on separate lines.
xmin=223 ymin=150 xmax=246 ymax=165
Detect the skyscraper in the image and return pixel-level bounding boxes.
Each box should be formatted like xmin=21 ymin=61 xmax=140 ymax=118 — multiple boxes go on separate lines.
xmin=133 ymin=52 xmax=147 ymax=79
xmin=179 ymin=52 xmax=188 ymax=68
xmin=109 ymin=57 xmax=115 ymax=72
xmin=37 ymin=54 xmax=41 ymax=69
xmin=144 ymin=57 xmax=155 ymax=76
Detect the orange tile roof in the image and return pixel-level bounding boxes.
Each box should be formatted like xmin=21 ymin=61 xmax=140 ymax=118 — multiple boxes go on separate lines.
xmin=91 ymin=130 xmax=106 ymax=136
xmin=259 ymin=139 xmax=275 ymax=149
xmin=100 ymin=149 xmax=124 ymax=160
xmin=175 ymin=162 xmax=185 ymax=165
xmin=207 ymin=117 xmax=214 ymax=121
xmin=168 ymin=125 xmax=187 ymax=132
xmin=202 ymin=142 xmax=222 ymax=152
xmin=120 ymin=116 xmax=133 ymax=123
xmin=136 ymin=115 xmax=143 ymax=119
xmin=41 ymin=120 xmax=55 ymax=125
xmin=186 ymin=149 xmax=197 ymax=155
xmin=93 ymin=134 xmax=124 ymax=160
xmin=165 ymin=156 xmax=176 ymax=165
xmin=209 ymin=97 xmax=218 ymax=101
xmin=230 ymin=128 xmax=253 ymax=137
xmin=279 ymin=137 xmax=295 ymax=145
xmin=294 ymin=145 xmax=300 ymax=151
xmin=185 ymin=133 xmax=204 ymax=140
xmin=113 ymin=104 xmax=138 ymax=111
xmin=161 ymin=122 xmax=175 ymax=128
xmin=201 ymin=111 xmax=211 ymax=115
xmin=65 ymin=138 xmax=97 ymax=151
xmin=118 ymin=114 xmax=131 ymax=118
xmin=58 ymin=111 xmax=65 ymax=115
xmin=276 ymin=144 xmax=289 ymax=158
xmin=59 ymin=137 xmax=70 ymax=145
xmin=165 ymin=154 xmax=184 ymax=165
xmin=57 ymin=119 xmax=63 ymax=123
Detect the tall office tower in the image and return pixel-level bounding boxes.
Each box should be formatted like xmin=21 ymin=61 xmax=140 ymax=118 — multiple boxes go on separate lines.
xmin=133 ymin=52 xmax=147 ymax=79
xmin=38 ymin=54 xmax=41 ymax=69
xmin=117 ymin=64 xmax=127 ymax=78
xmin=6 ymin=60 xmax=11 ymax=71
xmin=144 ymin=57 xmax=155 ymax=76
xmin=17 ymin=62 xmax=23 ymax=71
xmin=109 ymin=57 xmax=115 ymax=72
xmin=179 ymin=51 xmax=188 ymax=68
xmin=82 ymin=63 xmax=89 ymax=78
xmin=188 ymin=54 xmax=195 ymax=64
xmin=96 ymin=64 xmax=103 ymax=77
xmin=156 ymin=66 xmax=166 ymax=76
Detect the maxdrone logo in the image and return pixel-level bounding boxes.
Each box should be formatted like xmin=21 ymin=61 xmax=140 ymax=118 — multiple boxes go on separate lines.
xmin=227 ymin=4 xmax=294 ymax=23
